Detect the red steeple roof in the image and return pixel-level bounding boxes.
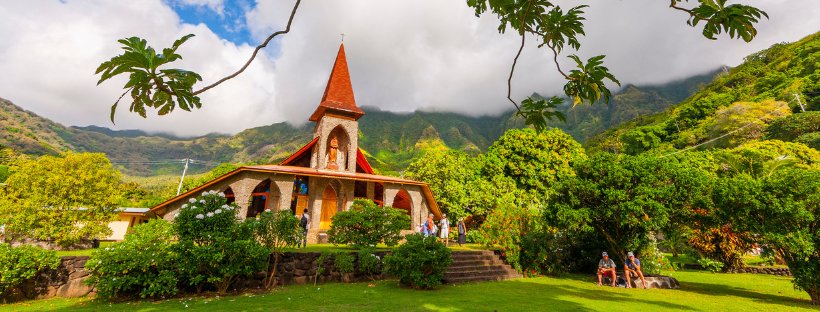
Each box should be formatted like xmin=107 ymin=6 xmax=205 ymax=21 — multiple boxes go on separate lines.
xmin=309 ymin=43 xmax=365 ymax=122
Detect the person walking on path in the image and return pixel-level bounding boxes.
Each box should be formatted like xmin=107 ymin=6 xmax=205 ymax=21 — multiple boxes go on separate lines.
xmin=457 ymin=217 xmax=467 ymax=247
xmin=439 ymin=214 xmax=450 ymax=246
xmin=624 ymin=251 xmax=648 ymax=289
xmin=298 ymin=209 xmax=309 ymax=249
xmin=597 ymin=252 xmax=617 ymax=287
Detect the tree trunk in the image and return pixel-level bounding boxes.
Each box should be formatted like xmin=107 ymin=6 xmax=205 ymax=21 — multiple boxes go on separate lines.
xmin=266 ymin=253 xmax=280 ymax=289
xmin=809 ymin=290 xmax=819 ymax=306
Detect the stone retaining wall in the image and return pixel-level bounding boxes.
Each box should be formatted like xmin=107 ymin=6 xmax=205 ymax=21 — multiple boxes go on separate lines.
xmin=1 ymin=256 xmax=95 ymax=302
xmin=682 ymin=263 xmax=792 ymax=276
xmin=3 ymin=251 xmax=390 ymax=302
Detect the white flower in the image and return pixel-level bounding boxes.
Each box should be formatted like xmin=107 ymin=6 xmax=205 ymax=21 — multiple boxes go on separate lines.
xmin=215 ymin=209 xmax=222 ymax=214
xmin=105 ymin=247 xmax=110 ymax=251
xmin=98 ymin=261 xmax=101 ymax=264
xmin=199 ymin=200 xmax=206 ymax=204
xmin=189 ymin=198 xmax=196 ymax=203
xmin=207 ymin=212 xmax=214 ymax=217
xmin=173 ymin=214 xmax=179 ymax=219
xmin=196 ymin=214 xmax=204 ymax=219
xmin=202 ymin=191 xmax=208 ymax=196
xmin=218 ymin=192 xmax=225 ymax=197
xmin=209 ymin=190 xmax=216 ymax=195
xmin=222 ymin=204 xmax=229 ymax=209
xmin=181 ymin=204 xmax=188 ymax=209
xmin=113 ymin=278 xmax=116 ymax=281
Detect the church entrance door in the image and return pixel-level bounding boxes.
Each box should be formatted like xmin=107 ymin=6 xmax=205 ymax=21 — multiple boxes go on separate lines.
xmin=320 ymin=185 xmax=337 ymax=229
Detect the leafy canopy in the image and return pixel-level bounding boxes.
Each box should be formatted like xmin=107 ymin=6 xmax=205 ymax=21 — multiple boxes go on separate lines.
xmin=327 ymin=199 xmax=410 ymax=249
xmin=0 ymin=153 xmax=121 ymax=246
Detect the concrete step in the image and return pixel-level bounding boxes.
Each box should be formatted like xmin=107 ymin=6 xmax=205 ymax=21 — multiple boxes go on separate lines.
xmin=442 ymin=273 xmax=523 ymax=284
xmin=446 ymin=264 xmax=510 ymax=273
xmin=450 ymin=250 xmax=495 ymax=256
xmin=443 ymin=269 xmax=519 ymax=279
xmin=451 ymin=255 xmax=499 ymax=262
xmin=449 ymin=259 xmax=506 ymax=267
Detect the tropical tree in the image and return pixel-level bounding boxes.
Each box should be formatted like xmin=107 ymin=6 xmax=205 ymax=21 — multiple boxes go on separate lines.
xmin=0 ymin=153 xmax=121 ymax=246
xmin=96 ymin=0 xmax=766 ymax=131
xmin=714 ymin=169 xmax=820 ymax=306
xmin=407 ymin=150 xmax=487 ymax=219
xmin=482 ymin=128 xmax=585 ymax=205
xmin=253 ymin=210 xmax=301 ymax=288
xmin=327 ymin=199 xmax=410 ymax=249
xmin=544 ymin=153 xmax=713 ymax=264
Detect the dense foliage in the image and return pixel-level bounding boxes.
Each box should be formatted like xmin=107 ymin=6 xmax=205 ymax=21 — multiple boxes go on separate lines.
xmin=84 ymin=219 xmax=178 ymax=299
xmin=172 ymin=191 xmax=268 ymax=294
xmin=407 ymin=150 xmax=486 ymax=219
xmin=0 ymin=152 xmax=121 ymax=246
xmin=0 ymin=244 xmax=59 ymax=295
xmin=384 ymin=234 xmax=452 ymax=289
xmin=357 ymin=247 xmax=383 ymax=281
xmin=475 ymin=204 xmax=542 ymax=271
xmin=327 ymin=199 xmax=410 ymax=248
xmin=714 ymin=169 xmax=820 ymax=305
xmin=544 ymin=153 xmax=713 ymax=265
xmin=253 ymin=210 xmax=301 ymax=288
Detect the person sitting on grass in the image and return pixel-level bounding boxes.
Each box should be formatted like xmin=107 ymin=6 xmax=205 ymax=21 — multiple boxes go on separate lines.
xmin=597 ymin=252 xmax=617 ymax=287
xmin=624 ymin=251 xmax=648 ymax=289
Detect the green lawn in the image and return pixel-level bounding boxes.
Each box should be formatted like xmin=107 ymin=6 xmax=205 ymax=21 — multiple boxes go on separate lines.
xmin=53 ymin=242 xmax=114 ymax=257
xmin=4 ymin=270 xmax=817 ymax=311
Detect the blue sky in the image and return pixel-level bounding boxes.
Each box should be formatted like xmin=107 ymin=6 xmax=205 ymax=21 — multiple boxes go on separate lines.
xmin=171 ymin=0 xmax=255 ymax=46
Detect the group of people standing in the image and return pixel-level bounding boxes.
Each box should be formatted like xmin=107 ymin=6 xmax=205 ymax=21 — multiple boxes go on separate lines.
xmin=418 ymin=213 xmax=467 ymax=247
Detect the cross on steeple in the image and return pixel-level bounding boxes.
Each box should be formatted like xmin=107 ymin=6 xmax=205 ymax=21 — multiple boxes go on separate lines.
xmin=340 ymin=33 xmax=345 ymax=43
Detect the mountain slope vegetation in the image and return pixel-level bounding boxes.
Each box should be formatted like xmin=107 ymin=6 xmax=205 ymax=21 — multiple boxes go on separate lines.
xmin=585 ymin=30 xmax=820 ymax=155
xmin=0 ymin=67 xmax=719 ymax=176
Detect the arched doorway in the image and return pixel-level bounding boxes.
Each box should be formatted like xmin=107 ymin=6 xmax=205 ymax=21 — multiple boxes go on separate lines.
xmin=246 ymin=179 xmax=279 ymax=219
xmin=392 ymin=189 xmax=412 ymax=216
xmin=223 ymin=187 xmax=235 ymax=205
xmin=319 ymin=185 xmax=337 ymax=229
xmin=392 ymin=189 xmax=413 ymax=229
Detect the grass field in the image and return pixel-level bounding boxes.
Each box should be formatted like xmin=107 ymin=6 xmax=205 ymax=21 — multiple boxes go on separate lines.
xmin=4 ymin=270 xmax=818 ymax=312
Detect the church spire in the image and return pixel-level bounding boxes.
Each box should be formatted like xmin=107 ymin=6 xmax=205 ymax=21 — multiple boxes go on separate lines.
xmin=309 ymin=43 xmax=365 ymax=122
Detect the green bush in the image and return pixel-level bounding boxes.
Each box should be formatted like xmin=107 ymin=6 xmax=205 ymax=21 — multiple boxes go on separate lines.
xmin=84 ymin=219 xmax=177 ymax=299
xmin=765 ymin=111 xmax=820 ymax=141
xmin=327 ymin=199 xmax=410 ymax=248
xmin=334 ymin=252 xmax=355 ymax=275
xmin=0 ymin=244 xmax=59 ymax=295
xmin=795 ymin=132 xmax=820 ymax=150
xmin=384 ymin=234 xmax=452 ymax=289
xmin=518 ymin=227 xmax=569 ymax=276
xmin=697 ymin=258 xmax=725 ymax=273
xmin=173 ymin=191 xmax=268 ymax=294
xmin=252 ymin=210 xmax=300 ymax=288
xmin=357 ymin=247 xmax=383 ymax=280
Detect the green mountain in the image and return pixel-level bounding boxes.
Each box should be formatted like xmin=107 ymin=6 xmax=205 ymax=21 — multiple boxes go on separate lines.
xmin=584 ymin=30 xmax=820 ymax=155
xmin=0 ymin=66 xmax=720 ymax=177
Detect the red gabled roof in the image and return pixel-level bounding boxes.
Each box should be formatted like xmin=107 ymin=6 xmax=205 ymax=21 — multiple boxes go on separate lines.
xmin=279 ymin=137 xmax=319 ymax=167
xmin=356 ymin=148 xmax=374 ymax=174
xmin=309 ymin=43 xmax=365 ymax=122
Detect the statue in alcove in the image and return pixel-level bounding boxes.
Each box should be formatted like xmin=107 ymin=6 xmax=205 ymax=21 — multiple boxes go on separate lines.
xmin=326 ymin=136 xmax=339 ymax=170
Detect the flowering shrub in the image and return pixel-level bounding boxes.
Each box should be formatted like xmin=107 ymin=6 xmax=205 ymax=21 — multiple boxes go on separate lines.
xmin=465 ymin=229 xmax=481 ymax=244
xmin=173 ymin=191 xmax=268 ymax=294
xmin=0 ymin=244 xmax=59 ymax=295
xmin=637 ymin=234 xmax=673 ymax=275
xmin=518 ymin=227 xmax=569 ymax=276
xmin=475 ymin=204 xmax=542 ymax=271
xmin=85 ymin=219 xmax=177 ymax=299
xmin=697 ymin=258 xmax=725 ymax=273
xmin=357 ymin=247 xmax=383 ymax=280
xmin=384 ymin=234 xmax=452 ymax=289
xmin=327 ymin=199 xmax=410 ymax=248
xmin=689 ymin=226 xmax=752 ymax=272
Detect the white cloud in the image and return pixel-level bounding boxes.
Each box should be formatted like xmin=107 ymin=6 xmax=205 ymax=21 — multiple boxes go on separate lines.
xmin=0 ymin=0 xmax=818 ymax=136
xmin=172 ymin=0 xmax=226 ymax=15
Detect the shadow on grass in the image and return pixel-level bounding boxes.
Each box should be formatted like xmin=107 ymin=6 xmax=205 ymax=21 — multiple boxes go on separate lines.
xmin=680 ymin=280 xmax=820 ymax=309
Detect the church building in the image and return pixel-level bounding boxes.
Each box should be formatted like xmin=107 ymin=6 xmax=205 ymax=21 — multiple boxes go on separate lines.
xmin=150 ymin=44 xmax=442 ymax=243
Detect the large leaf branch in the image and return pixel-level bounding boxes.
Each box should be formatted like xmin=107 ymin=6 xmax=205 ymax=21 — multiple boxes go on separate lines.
xmin=96 ymin=0 xmax=302 ymax=123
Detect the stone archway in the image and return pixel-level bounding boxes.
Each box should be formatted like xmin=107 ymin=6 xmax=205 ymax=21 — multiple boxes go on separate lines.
xmin=246 ymin=179 xmax=280 ymax=218
xmin=223 ymin=187 xmax=235 ymax=205
xmin=319 ymin=184 xmax=337 ymax=229
xmin=392 ymin=189 xmax=413 ymax=229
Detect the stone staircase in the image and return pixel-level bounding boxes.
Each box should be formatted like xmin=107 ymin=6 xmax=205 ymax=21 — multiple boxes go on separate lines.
xmin=442 ymin=250 xmax=523 ymax=284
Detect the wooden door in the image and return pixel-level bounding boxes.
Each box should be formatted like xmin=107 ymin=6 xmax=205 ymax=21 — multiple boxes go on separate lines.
xmin=320 ymin=185 xmax=337 ymax=229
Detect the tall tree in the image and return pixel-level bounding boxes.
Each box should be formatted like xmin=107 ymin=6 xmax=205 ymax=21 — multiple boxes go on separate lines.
xmin=0 ymin=153 xmax=122 ymax=246
xmin=714 ymin=169 xmax=820 ymax=306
